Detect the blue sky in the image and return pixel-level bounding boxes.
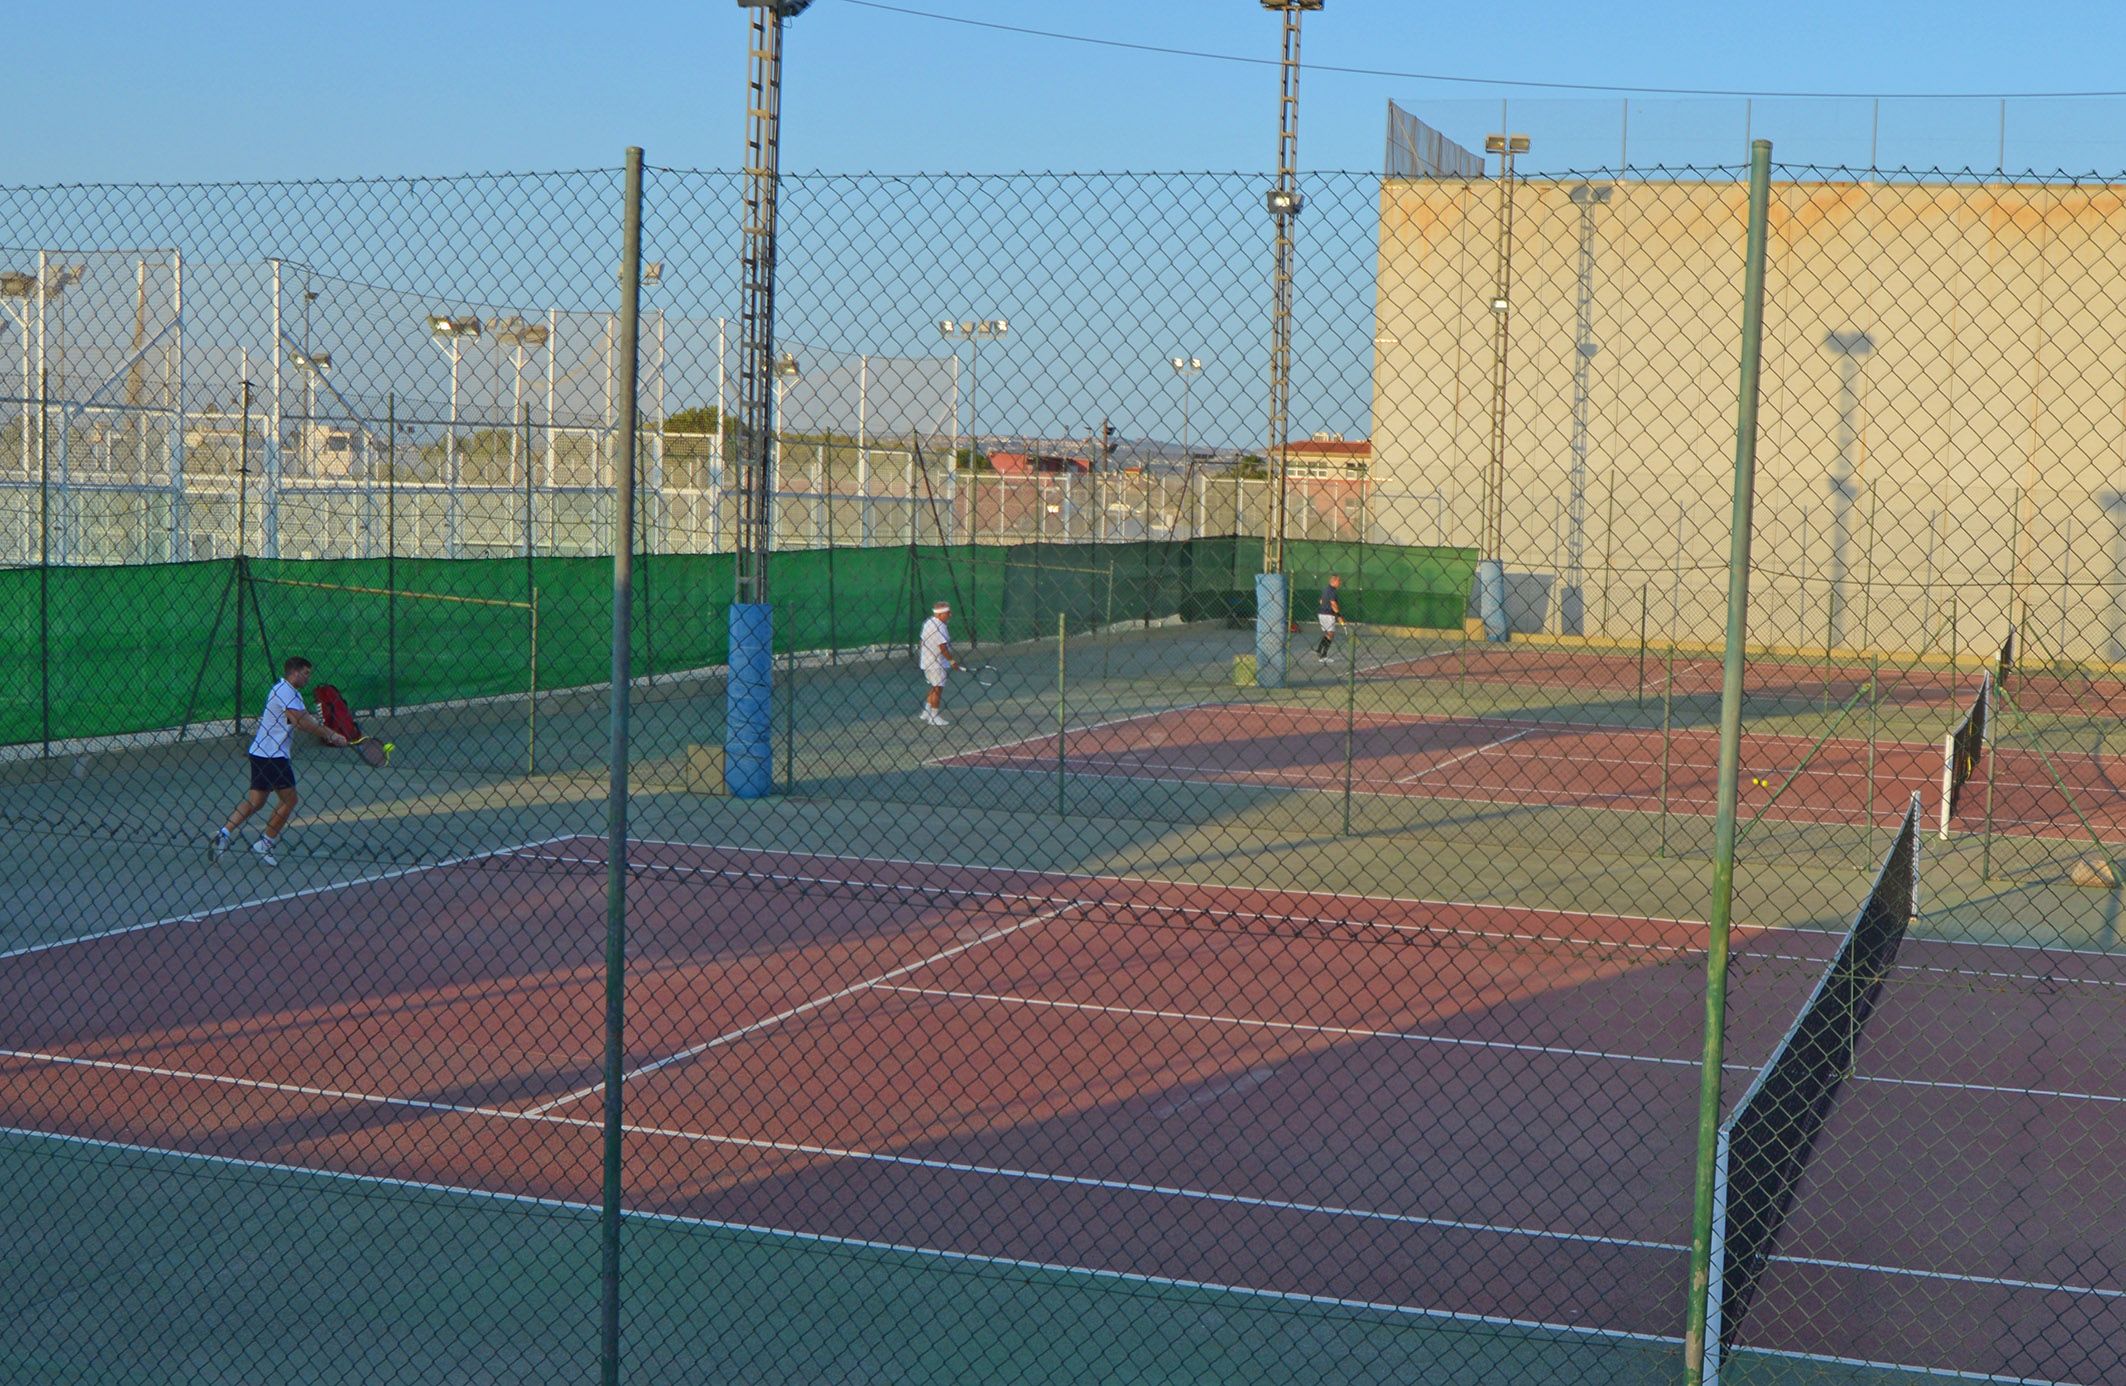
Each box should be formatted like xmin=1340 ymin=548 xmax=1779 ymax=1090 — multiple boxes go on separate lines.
xmin=10 ymin=1 xmax=2126 ymax=182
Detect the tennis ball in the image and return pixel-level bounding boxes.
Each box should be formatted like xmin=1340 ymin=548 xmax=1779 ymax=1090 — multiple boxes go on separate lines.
xmin=384 ymin=742 xmax=395 ymax=753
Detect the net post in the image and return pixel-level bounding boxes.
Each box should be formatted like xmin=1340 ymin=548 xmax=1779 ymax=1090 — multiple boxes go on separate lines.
xmin=1056 ymin=611 xmax=1068 ymax=818
xmin=598 ymin=142 xmax=645 ymax=1386
xmin=1637 ymin=584 xmax=1648 ymax=708
xmin=1684 ymin=136 xmax=1771 ymax=1386
xmin=1981 ymin=664 xmax=2001 ymax=880
xmin=1938 ymin=730 xmax=1955 ymax=840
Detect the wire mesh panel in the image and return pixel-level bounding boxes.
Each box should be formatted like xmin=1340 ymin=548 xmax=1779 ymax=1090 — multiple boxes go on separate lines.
xmin=0 ymin=152 xmax=2124 ymax=1386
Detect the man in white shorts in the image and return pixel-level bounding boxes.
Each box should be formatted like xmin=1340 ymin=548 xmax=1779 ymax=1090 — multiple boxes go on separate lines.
xmin=918 ymin=601 xmax=961 ymax=726
xmin=210 ymin=655 xmax=346 ymax=867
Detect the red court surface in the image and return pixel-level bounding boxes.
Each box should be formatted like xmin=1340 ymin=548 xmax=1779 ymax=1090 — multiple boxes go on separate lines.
xmin=1415 ymin=643 xmax=2109 ymax=714
xmin=1741 ymin=936 xmax=2126 ymax=1383
xmin=947 ymin=703 xmax=2125 ymax=839
xmin=0 ymin=839 xmax=2113 ymax=1378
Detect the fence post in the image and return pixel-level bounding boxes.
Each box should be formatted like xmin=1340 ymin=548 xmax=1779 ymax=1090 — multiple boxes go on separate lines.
xmin=1684 ymin=137 xmax=1772 ymax=1386
xmin=598 ymin=143 xmax=645 ymax=1386
xmin=387 ymin=391 xmax=398 ymax=716
xmin=1056 ymin=612 xmax=1068 ymax=818
xmin=37 ymin=365 xmax=50 ymax=757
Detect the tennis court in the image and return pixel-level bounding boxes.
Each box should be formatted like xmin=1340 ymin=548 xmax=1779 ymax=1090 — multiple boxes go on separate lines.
xmin=945 ymin=700 xmax=2121 ymax=841
xmin=0 ymin=835 xmax=2100 ymax=1380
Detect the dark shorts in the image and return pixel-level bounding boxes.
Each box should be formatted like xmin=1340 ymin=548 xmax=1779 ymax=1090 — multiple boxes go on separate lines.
xmin=248 ymin=755 xmax=296 ymax=793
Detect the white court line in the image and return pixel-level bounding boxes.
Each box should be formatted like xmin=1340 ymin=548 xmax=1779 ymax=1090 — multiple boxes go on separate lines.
xmin=519 ymin=849 xmax=1717 ymax=959
xmin=6 ymin=1042 xmax=2117 ymax=1312
xmin=876 ymin=984 xmax=1706 ymax=1072
xmin=0 ymin=832 xmax=581 ymax=963
xmin=0 ymin=1047 xmax=523 ymax=1120
xmin=0 ymin=1123 xmax=1685 ymax=1356
xmin=613 ymin=839 xmax=2126 ymax=970
xmin=517 ymin=901 xmax=1084 ymax=1116
xmin=1396 ymin=728 xmax=1537 ymax=783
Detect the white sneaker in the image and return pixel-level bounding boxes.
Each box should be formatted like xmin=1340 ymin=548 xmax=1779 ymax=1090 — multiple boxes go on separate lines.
xmin=209 ymin=829 xmax=230 ymax=864
xmin=252 ymin=837 xmax=278 ymax=867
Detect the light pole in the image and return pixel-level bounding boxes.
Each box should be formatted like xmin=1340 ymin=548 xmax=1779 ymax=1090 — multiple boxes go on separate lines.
xmin=1564 ymin=182 xmax=1610 ymax=636
xmin=1476 ymin=131 xmax=1529 ymax=643
xmin=1171 ymin=355 xmax=1203 ymax=538
xmin=1824 ymin=329 xmax=1874 ymax=649
xmin=426 ymin=314 xmax=481 ymax=557
xmin=773 ymin=351 xmax=800 ymax=545
xmin=287 ymin=348 xmax=331 ymax=478
xmin=1261 ymin=0 xmax=1322 ymax=579
xmin=940 ymin=317 xmax=1007 ymax=540
xmin=0 ymin=272 xmax=33 ymax=476
xmin=489 ymin=316 xmax=552 ymax=488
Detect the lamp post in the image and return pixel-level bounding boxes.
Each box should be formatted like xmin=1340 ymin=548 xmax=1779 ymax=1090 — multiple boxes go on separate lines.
xmin=287 ymin=348 xmax=331 ymax=479
xmin=773 ymin=351 xmax=800 ymax=545
xmin=1564 ymin=182 xmax=1610 ymax=636
xmin=489 ymin=316 xmax=552 ymax=489
xmin=1171 ymin=355 xmax=1203 ymax=538
xmin=1824 ymin=329 xmax=1874 ymax=649
xmin=940 ymin=317 xmax=1007 ymax=541
xmin=0 ymin=272 xmax=34 ymax=478
xmin=426 ymin=313 xmax=482 ymax=557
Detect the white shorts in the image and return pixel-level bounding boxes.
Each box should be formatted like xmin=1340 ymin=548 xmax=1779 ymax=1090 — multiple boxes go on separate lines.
xmin=922 ymin=663 xmax=948 ymax=688
xmin=1318 ymin=613 xmax=1338 ymax=634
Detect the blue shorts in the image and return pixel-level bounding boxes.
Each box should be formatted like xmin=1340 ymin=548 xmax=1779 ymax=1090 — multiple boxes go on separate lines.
xmin=248 ymin=755 xmax=296 ymax=793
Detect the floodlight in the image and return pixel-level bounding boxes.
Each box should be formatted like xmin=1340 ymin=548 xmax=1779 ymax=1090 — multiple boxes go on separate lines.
xmin=0 ymin=273 xmax=32 ymax=298
xmin=1490 ymin=297 xmax=1509 ymax=314
xmin=1570 ymin=184 xmax=1614 ymax=206
xmin=773 ymin=352 xmax=800 ymax=379
xmin=737 ymin=0 xmax=813 ymax=13
xmin=427 ymin=314 xmax=481 ymax=339
xmin=1265 ymin=188 xmax=1303 ymax=216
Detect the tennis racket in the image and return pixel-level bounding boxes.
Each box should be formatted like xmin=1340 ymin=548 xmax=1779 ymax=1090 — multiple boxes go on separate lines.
xmin=970 ymin=663 xmax=1000 ymax=689
xmin=349 ymin=735 xmax=393 ymax=768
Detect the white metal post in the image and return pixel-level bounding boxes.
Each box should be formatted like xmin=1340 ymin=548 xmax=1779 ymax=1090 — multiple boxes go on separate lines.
xmin=857 ymin=353 xmax=870 ymax=546
xmin=268 ymin=260 xmax=282 ymax=558
xmin=946 ymin=351 xmax=959 ymax=546
xmin=171 ymin=250 xmax=186 ymax=560
xmin=447 ymin=337 xmax=461 ymax=559
xmin=545 ymin=308 xmax=559 ymax=489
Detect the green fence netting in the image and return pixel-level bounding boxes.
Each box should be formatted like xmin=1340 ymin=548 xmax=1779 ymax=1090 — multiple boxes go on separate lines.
xmin=0 ymin=536 xmax=1476 ymax=748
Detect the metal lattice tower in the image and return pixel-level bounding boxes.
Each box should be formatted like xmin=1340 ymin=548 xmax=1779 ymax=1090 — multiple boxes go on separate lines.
xmin=735 ymin=1 xmax=808 ymax=603
xmin=1262 ymin=0 xmax=1319 ymax=575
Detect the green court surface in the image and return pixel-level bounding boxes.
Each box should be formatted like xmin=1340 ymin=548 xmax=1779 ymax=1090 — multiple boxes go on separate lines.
xmin=4 ymin=597 xmax=2116 ymax=1386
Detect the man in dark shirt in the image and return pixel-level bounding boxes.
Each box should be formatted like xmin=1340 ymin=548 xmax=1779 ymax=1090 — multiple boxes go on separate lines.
xmin=1315 ymin=574 xmax=1342 ymax=661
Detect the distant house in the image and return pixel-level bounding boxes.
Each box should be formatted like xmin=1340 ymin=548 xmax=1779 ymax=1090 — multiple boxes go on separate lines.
xmin=1284 ymin=433 xmax=1371 ymax=539
xmin=989 ymin=450 xmax=1093 ymax=476
xmin=1283 ymin=433 xmax=1370 ymax=479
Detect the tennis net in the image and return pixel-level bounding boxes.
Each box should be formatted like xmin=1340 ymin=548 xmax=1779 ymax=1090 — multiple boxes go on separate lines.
xmin=1935 ymin=672 xmax=1993 ymax=839
xmin=1701 ymin=792 xmax=1920 ymax=1379
xmin=1996 ymin=624 xmax=2017 ymax=696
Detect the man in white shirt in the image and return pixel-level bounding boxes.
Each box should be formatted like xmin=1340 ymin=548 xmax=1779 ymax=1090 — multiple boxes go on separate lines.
xmin=210 ymin=656 xmax=346 ymax=867
xmin=917 ymin=601 xmax=961 ymax=727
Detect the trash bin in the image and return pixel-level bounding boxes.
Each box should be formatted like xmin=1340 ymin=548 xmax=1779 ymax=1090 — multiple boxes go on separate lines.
xmin=1232 ymin=653 xmax=1258 ymax=687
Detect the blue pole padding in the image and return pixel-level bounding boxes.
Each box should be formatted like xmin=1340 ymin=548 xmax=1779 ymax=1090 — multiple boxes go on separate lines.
xmin=1254 ymin=572 xmax=1288 ymax=689
xmin=724 ymin=602 xmax=775 ymax=798
xmin=1475 ymin=559 xmax=1510 ymax=642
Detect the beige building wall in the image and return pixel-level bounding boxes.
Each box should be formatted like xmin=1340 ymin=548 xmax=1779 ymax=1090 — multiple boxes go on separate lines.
xmin=1371 ymin=176 xmax=2126 ymax=665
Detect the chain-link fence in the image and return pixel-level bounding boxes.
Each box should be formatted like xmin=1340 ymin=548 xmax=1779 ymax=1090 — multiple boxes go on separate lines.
xmin=2 ymin=154 xmax=2123 ymax=1385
